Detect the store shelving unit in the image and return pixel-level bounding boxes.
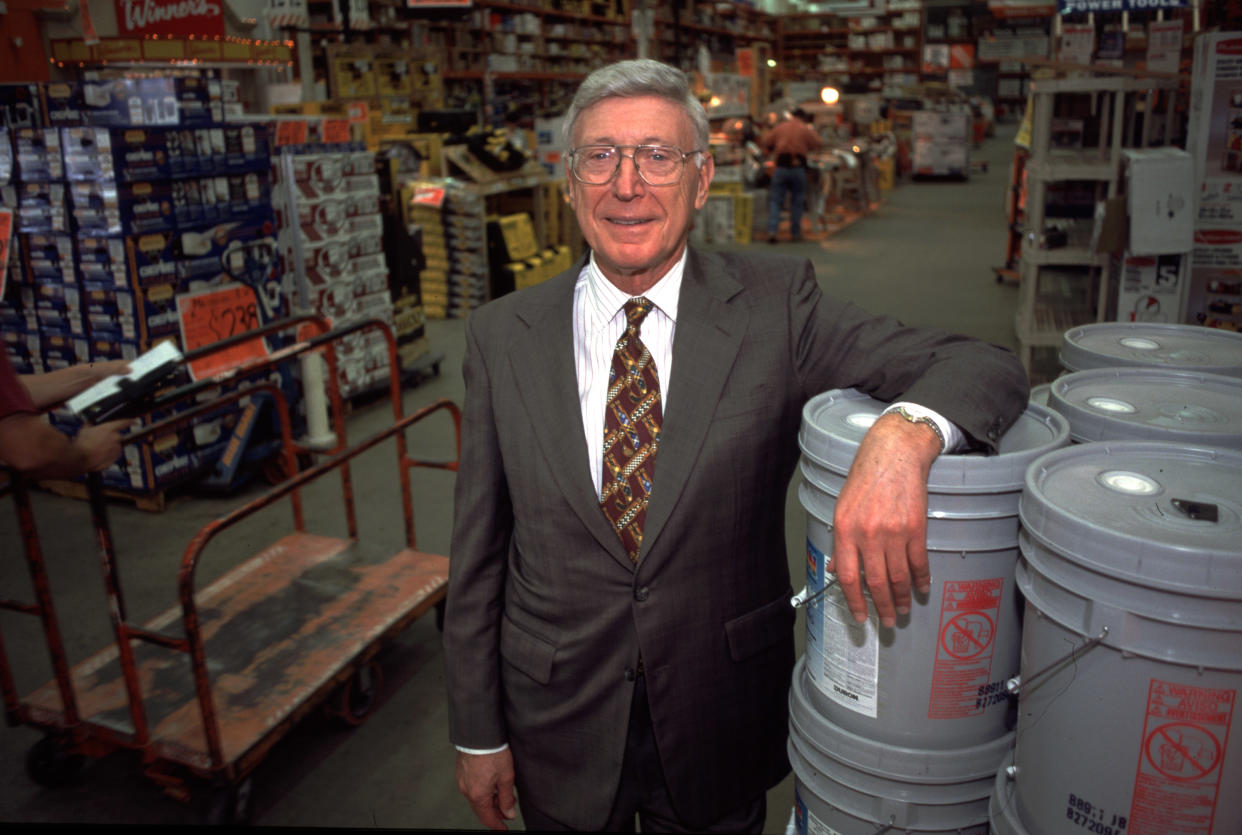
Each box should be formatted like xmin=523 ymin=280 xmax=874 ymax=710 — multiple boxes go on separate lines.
xmin=775 ymin=6 xmax=922 ymax=93
xmin=652 ymin=0 xmax=777 ymax=75
xmin=1013 ymin=72 xmax=1182 ymax=378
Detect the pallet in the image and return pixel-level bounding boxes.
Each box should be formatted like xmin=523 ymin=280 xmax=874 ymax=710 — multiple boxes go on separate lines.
xmin=37 ymin=478 xmax=168 ymax=513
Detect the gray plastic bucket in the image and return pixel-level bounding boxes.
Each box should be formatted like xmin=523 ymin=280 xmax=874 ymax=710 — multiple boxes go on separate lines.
xmin=1060 ymin=322 xmax=1242 ymax=377
xmin=789 ymin=656 xmax=1010 ymax=835
xmin=1005 ymin=441 xmax=1242 ymax=835
xmin=1028 ymin=383 xmax=1051 ymax=408
xmin=1048 ymin=367 xmax=1242 ymax=450
xmin=797 ymin=390 xmax=1069 ymax=749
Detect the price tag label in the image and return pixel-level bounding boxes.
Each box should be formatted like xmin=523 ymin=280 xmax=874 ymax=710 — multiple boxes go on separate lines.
xmin=412 ymin=186 xmax=446 ymax=207
xmin=322 ymin=118 xmax=351 ymax=144
xmin=275 ymin=119 xmax=308 ymax=147
xmin=176 ymin=284 xmax=268 ymax=381
xmin=348 ymin=101 xmax=369 ymax=123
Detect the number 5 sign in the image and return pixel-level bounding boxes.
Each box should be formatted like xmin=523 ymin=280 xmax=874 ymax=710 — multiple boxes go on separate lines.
xmin=177 ymin=283 xmax=268 ymax=381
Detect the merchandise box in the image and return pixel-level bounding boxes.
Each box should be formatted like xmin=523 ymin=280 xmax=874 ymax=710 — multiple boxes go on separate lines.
xmin=1189 ymin=33 xmax=1242 ymax=226
xmin=175 ymin=76 xmax=223 ymax=126
xmin=36 ymin=306 xmax=85 ymax=337
xmin=1187 ymin=228 xmax=1242 ymax=331
xmin=60 ymin=126 xmax=117 ymax=181
xmin=76 ymin=236 xmax=130 ymax=289
xmin=223 ymin=124 xmax=272 ymax=171
xmin=103 ymin=424 xmax=204 ymax=493
xmin=42 ymin=82 xmax=84 ymax=128
xmin=284 ymin=194 xmax=383 ymax=243
xmin=0 ymin=83 xmax=45 ymax=130
xmin=86 ymin=326 xmax=143 ymax=362
xmin=80 ymin=78 xmax=180 ymax=128
xmin=12 ymin=128 xmax=63 ymax=181
xmin=15 ymin=181 xmax=68 ymax=234
xmin=2 ymin=328 xmax=41 ymax=365
xmin=105 ymin=127 xmax=173 ymax=182
xmin=68 ymin=180 xmax=124 ymax=235
xmin=1121 ymin=148 xmax=1193 ymax=255
xmin=22 ymin=233 xmax=75 ymax=283
xmin=30 ymin=276 xmax=80 ymax=312
xmin=85 ymin=303 xmax=140 ymax=343
xmin=40 ymin=329 xmax=90 ymax=367
xmin=1109 ymin=251 xmax=1187 ymax=323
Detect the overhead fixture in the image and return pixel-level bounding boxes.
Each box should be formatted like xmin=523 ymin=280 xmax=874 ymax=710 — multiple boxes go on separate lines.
xmin=766 ymin=58 xmax=777 ymax=68
xmin=821 ymin=86 xmax=840 ymax=106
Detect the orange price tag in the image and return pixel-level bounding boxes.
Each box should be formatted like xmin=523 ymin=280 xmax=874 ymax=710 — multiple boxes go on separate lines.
xmin=347 ymin=101 xmax=369 ymax=123
xmin=322 ymin=118 xmax=351 ymax=144
xmin=412 ymin=186 xmax=445 ymax=207
xmin=0 ymin=209 xmax=12 ymax=297
xmin=275 ymin=120 xmax=308 ymax=147
xmin=176 ymin=284 xmax=269 ymax=381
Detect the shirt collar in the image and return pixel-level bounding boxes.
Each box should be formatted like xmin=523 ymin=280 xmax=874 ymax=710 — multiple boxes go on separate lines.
xmin=584 ymin=248 xmax=685 ymax=333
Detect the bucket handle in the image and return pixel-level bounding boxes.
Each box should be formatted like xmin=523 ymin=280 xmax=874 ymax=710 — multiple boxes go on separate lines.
xmin=790 ymin=575 xmax=838 ymax=608
xmin=1006 ymin=626 xmax=1109 ymax=696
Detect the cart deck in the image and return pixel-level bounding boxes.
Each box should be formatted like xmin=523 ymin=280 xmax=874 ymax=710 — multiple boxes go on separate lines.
xmin=23 ymin=532 xmax=448 ymax=775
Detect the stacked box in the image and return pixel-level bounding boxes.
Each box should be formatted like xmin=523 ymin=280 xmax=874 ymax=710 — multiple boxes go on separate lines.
xmin=273 ymin=143 xmax=397 ymax=396
xmin=407 ymin=179 xmax=489 ymax=319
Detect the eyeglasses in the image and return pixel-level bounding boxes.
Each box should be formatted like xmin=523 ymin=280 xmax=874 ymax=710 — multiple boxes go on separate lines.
xmin=568 ymin=144 xmax=704 ymax=186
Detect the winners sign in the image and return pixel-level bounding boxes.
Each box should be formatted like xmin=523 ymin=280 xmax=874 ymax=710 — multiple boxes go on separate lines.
xmin=114 ymin=0 xmax=225 ymax=38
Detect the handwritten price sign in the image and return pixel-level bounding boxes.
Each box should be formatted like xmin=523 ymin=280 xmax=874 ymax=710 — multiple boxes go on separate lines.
xmin=177 ymin=284 xmax=268 ymax=380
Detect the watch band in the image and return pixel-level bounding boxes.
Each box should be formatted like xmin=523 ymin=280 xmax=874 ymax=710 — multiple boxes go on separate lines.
xmin=888 ymin=404 xmax=947 ymax=452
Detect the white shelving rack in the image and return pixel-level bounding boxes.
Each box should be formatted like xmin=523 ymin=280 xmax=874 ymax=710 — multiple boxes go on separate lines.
xmin=1014 ymin=72 xmax=1183 ymax=375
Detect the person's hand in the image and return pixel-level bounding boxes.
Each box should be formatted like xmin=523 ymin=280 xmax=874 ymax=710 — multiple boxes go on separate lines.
xmin=456 ymin=748 xmax=516 ymax=831
xmin=828 ymin=411 xmax=940 ymax=628
xmin=87 ymin=359 xmax=131 ymax=382
xmin=75 ymin=420 xmax=129 ymax=472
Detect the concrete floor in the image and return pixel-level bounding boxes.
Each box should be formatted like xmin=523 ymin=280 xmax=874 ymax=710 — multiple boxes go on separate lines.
xmin=0 ymin=125 xmax=1023 ymax=829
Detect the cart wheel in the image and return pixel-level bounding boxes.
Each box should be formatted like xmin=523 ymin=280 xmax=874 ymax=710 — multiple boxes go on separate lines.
xmin=26 ymin=735 xmax=84 ymax=788
xmin=337 ymin=660 xmax=384 ymax=727
xmin=206 ymin=777 xmax=253 ymax=825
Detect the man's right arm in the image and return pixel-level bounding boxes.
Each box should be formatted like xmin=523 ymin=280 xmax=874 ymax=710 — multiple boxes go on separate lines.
xmin=443 ymin=313 xmax=518 ymax=829
xmin=0 ymin=414 xmax=127 ymax=481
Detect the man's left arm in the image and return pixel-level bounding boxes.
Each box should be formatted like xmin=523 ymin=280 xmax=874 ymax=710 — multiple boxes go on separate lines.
xmin=786 ymin=260 xmax=1029 ymax=625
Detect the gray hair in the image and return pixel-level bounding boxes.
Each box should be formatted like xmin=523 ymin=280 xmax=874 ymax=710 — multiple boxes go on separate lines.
xmin=561 ymin=59 xmax=710 ymax=156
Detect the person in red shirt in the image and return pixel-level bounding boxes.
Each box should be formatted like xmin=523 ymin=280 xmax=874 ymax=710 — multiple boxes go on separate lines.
xmin=0 ymin=350 xmax=130 ymax=480
xmin=761 ymin=108 xmax=823 ymax=243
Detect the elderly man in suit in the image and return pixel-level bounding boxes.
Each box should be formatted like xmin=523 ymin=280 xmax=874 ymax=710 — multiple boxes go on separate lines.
xmin=443 ymin=58 xmax=1027 ymax=832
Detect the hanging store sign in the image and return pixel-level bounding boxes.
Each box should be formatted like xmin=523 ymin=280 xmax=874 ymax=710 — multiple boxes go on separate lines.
xmin=114 ymin=0 xmax=226 ymax=39
xmin=1057 ymin=0 xmax=1187 ymax=12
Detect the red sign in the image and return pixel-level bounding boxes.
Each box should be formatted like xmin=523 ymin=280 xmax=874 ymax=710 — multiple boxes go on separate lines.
xmin=177 ymin=284 xmax=268 ymax=381
xmin=114 ymin=0 xmax=225 ymax=38
xmin=0 ymin=209 xmax=12 ymax=298
xmin=275 ymin=120 xmax=308 ymax=147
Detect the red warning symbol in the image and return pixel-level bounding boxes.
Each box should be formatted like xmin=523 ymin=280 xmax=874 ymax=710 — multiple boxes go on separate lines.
xmin=1144 ymin=722 xmax=1222 ymax=782
xmin=940 ymin=611 xmax=995 ymax=660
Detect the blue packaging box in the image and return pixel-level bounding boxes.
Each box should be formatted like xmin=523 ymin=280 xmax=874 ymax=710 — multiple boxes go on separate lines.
xmin=42 ymin=82 xmax=83 ymax=128
xmin=12 ymin=128 xmax=63 ymax=181
xmin=15 ymin=181 xmax=68 ymax=234
xmin=80 ymin=78 xmax=179 ymax=127
xmin=76 ymin=236 xmax=129 ymax=289
xmin=176 ymin=76 xmax=223 ymax=126
xmin=21 ymin=233 xmax=75 ymax=283
xmin=0 ymin=83 xmax=45 ymax=130
xmin=60 ymin=126 xmax=115 ymax=181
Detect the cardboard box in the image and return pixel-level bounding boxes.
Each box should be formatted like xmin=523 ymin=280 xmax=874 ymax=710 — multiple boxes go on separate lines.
xmin=1109 ymin=252 xmax=1187 ymax=323
xmin=1122 ymin=148 xmax=1193 ymax=255
xmin=1187 ymin=228 xmax=1242 ymax=331
xmin=80 ymin=78 xmax=180 ymax=127
xmin=22 ymin=233 xmax=75 ymax=283
xmin=1189 ymin=34 xmax=1242 ymax=226
xmin=77 ymin=235 xmax=130 ymax=289
xmin=13 ymin=128 xmax=63 ymax=181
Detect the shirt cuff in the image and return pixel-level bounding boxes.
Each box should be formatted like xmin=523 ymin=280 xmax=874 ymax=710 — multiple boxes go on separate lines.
xmin=881 ymin=401 xmax=965 ymax=454
xmin=456 ymin=743 xmax=509 ymax=756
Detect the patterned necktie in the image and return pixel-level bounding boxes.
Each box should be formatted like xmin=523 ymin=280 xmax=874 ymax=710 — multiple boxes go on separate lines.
xmin=601 ymin=297 xmax=663 ymax=563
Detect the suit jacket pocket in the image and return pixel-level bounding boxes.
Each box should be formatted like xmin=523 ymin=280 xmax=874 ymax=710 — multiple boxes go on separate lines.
xmin=725 ymin=588 xmax=796 ymax=663
xmin=500 ymin=614 xmax=557 ymax=685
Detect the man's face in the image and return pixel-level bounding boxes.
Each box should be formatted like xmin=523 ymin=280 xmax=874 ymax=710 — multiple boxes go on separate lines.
xmin=567 ymin=95 xmax=714 ymax=293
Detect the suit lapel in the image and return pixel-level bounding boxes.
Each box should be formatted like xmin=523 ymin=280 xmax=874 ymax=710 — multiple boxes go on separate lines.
xmin=640 ymin=248 xmax=747 ymax=561
xmin=509 ymin=265 xmax=633 ymax=567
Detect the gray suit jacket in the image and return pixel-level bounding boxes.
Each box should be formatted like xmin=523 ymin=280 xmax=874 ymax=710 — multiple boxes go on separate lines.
xmin=443 ymin=247 xmax=1028 ymax=829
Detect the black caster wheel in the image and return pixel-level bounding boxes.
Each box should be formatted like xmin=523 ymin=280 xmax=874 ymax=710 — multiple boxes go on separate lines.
xmin=334 ymin=660 xmax=384 ymax=727
xmin=26 ymin=735 xmax=84 ymax=788
xmin=205 ymin=777 xmax=253 ymax=825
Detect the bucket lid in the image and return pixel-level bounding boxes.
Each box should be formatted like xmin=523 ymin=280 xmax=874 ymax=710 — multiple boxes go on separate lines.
xmin=1029 ymin=383 xmax=1051 ymax=408
xmin=1060 ymin=323 xmax=1242 ymax=377
xmin=1020 ymin=442 xmax=1242 ymax=595
xmin=799 ymin=389 xmax=1069 ymax=493
xmin=1050 ymin=367 xmax=1242 ymax=449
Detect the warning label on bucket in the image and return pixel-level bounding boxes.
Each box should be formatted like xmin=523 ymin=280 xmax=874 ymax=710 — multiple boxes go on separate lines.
xmin=928 ymin=578 xmax=1002 ymax=719
xmin=1128 ymin=679 xmax=1235 ymax=835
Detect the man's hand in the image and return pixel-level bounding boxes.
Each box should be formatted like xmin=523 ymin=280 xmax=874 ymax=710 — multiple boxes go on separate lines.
xmin=828 ymin=411 xmax=940 ymax=628
xmin=456 ymin=748 xmax=516 ymax=831
xmin=76 ymin=420 xmax=129 ymax=472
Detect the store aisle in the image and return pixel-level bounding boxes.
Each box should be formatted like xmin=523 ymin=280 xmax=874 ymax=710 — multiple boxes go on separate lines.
xmin=0 ymin=124 xmax=1023 ymax=830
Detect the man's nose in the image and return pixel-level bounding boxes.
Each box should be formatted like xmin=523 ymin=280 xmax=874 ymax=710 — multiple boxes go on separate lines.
xmin=613 ymin=151 xmax=644 ymax=196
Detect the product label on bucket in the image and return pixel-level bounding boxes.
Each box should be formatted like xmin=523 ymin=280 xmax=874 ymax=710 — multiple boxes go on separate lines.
xmin=815 ymin=573 xmax=879 ymax=717
xmin=794 ymin=789 xmax=845 ymax=835
xmin=1128 ymin=679 xmax=1236 ymax=835
xmin=928 ymin=577 xmax=1002 ymax=719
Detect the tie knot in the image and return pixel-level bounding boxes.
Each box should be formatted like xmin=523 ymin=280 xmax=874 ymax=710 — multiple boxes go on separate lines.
xmin=624 ymin=298 xmax=654 ymax=331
